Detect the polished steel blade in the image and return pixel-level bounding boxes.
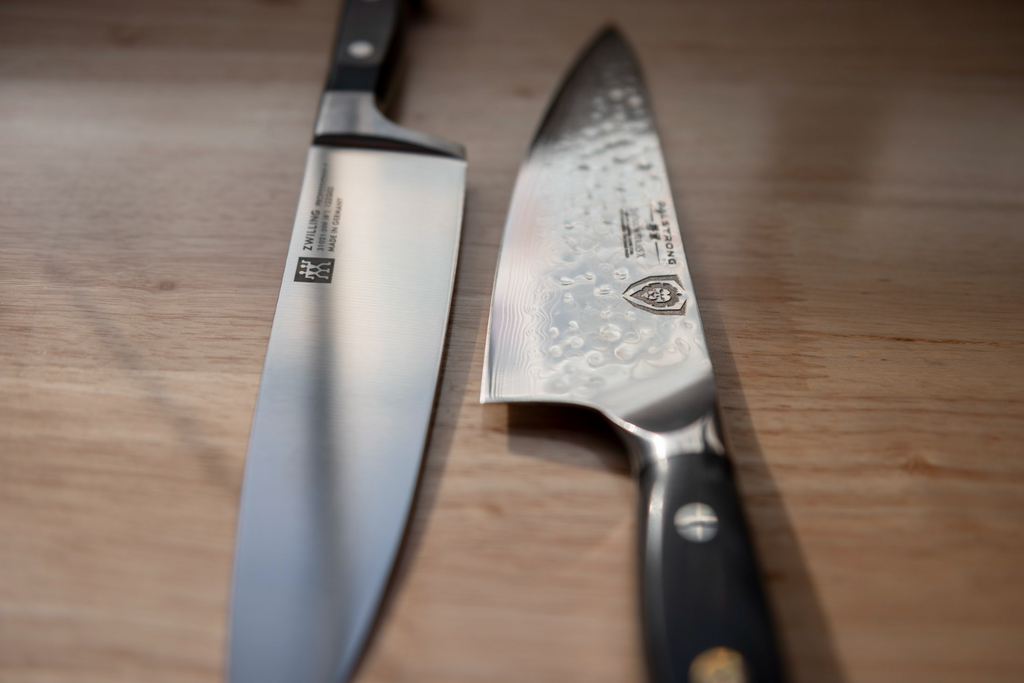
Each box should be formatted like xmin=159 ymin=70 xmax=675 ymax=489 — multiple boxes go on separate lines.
xmin=230 ymin=147 xmax=465 ymax=682
xmin=483 ymin=30 xmax=714 ymax=426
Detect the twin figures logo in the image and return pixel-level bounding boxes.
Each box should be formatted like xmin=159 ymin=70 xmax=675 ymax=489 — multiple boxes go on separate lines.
xmin=294 ymin=257 xmax=335 ymax=284
xmin=622 ymin=275 xmax=687 ymax=315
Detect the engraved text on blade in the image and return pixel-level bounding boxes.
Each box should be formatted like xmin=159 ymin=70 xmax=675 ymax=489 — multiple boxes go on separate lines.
xmin=489 ymin=58 xmax=713 ymax=407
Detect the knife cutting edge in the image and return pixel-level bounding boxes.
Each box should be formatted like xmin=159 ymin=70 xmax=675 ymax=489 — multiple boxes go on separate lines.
xmin=482 ymin=28 xmax=785 ymax=683
xmin=228 ymin=1 xmax=466 ymax=681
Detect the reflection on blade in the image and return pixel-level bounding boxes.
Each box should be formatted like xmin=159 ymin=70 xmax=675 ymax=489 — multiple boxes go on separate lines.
xmin=230 ymin=147 xmax=465 ymax=683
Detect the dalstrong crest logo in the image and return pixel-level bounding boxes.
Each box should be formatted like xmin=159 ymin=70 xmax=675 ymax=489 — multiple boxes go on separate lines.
xmin=622 ymin=275 xmax=687 ymax=315
xmin=294 ymin=257 xmax=335 ymax=283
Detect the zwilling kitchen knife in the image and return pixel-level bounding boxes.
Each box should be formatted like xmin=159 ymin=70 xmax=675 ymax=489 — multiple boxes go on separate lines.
xmin=228 ymin=1 xmax=465 ymax=681
xmin=482 ymin=29 xmax=784 ymax=683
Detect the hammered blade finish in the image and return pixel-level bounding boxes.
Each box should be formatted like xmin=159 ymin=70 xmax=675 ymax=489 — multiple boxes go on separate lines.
xmin=483 ymin=30 xmax=714 ymax=422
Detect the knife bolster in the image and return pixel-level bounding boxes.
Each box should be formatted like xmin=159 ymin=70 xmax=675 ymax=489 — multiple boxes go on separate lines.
xmin=605 ymin=374 xmax=722 ymax=473
xmin=314 ymin=91 xmax=466 ymax=159
xmin=613 ymin=407 xmax=725 ymax=474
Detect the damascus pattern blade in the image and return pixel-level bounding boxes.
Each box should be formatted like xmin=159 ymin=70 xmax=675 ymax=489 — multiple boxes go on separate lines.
xmin=483 ymin=30 xmax=714 ymax=424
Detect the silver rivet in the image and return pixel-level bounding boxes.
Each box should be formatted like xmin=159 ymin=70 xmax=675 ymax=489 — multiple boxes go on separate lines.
xmin=347 ymin=40 xmax=375 ymax=59
xmin=674 ymin=502 xmax=718 ymax=543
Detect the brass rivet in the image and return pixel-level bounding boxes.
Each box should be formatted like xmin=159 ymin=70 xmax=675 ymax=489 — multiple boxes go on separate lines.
xmin=689 ymin=647 xmax=747 ymax=683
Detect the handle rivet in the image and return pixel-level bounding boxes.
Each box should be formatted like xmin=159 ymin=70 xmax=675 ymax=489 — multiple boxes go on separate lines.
xmin=674 ymin=502 xmax=718 ymax=542
xmin=347 ymin=40 xmax=375 ymax=59
xmin=690 ymin=647 xmax=747 ymax=683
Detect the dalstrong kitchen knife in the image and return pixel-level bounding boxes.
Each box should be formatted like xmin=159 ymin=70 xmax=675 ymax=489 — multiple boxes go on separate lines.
xmin=228 ymin=1 xmax=465 ymax=682
xmin=482 ymin=29 xmax=785 ymax=683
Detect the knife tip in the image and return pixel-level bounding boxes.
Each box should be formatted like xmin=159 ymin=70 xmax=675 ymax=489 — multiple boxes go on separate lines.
xmin=589 ymin=24 xmax=631 ymax=51
xmin=565 ymin=25 xmax=640 ymax=84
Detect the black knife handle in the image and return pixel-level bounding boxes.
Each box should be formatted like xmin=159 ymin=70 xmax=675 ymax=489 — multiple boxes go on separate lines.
xmin=325 ymin=0 xmax=409 ymax=102
xmin=636 ymin=443 xmax=785 ymax=682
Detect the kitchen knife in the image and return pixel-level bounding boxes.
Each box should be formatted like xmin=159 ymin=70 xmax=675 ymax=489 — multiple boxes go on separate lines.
xmin=482 ymin=29 xmax=784 ymax=683
xmin=228 ymin=1 xmax=465 ymax=681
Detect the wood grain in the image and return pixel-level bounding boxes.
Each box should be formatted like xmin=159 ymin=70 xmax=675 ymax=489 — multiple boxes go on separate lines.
xmin=2 ymin=1 xmax=1023 ymax=682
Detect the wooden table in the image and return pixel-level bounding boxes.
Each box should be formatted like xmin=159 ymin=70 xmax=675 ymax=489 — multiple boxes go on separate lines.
xmin=2 ymin=1 xmax=1023 ymax=681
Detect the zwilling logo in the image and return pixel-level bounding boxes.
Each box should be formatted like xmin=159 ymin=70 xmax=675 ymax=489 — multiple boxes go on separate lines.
xmin=294 ymin=257 xmax=335 ymax=283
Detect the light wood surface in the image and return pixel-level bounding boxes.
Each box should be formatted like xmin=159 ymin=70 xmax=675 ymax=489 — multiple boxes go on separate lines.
xmin=2 ymin=1 xmax=1023 ymax=682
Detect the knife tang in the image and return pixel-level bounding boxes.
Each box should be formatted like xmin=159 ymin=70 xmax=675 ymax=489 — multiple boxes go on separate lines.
xmin=325 ymin=0 xmax=408 ymax=103
xmin=619 ymin=407 xmax=785 ymax=683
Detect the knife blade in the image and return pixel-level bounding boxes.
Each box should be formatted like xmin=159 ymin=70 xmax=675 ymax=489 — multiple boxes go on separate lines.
xmin=228 ymin=1 xmax=465 ymax=681
xmin=482 ymin=28 xmax=784 ymax=683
